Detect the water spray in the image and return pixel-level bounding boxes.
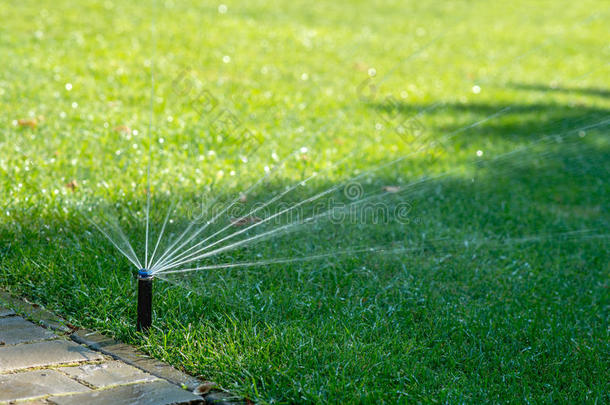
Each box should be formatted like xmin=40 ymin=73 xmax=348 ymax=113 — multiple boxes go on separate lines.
xmin=137 ymin=269 xmax=153 ymax=332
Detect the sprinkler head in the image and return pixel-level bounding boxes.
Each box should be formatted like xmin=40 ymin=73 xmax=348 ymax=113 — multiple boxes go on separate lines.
xmin=136 ymin=269 xmax=153 ymax=332
xmin=138 ymin=268 xmax=153 ymax=279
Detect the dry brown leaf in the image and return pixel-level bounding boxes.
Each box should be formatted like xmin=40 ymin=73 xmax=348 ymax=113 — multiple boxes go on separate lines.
xmin=65 ymin=180 xmax=78 ymax=191
xmin=114 ymin=125 xmax=131 ymax=134
xmin=230 ymin=216 xmax=261 ymax=227
xmin=353 ymin=61 xmax=368 ymax=72
xmin=18 ymin=118 xmax=37 ymax=128
xmin=193 ymin=381 xmax=217 ymax=396
xmin=382 ymin=186 xmax=400 ymax=193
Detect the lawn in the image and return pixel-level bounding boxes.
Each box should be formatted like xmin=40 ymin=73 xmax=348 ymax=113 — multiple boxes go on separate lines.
xmin=1 ymin=0 xmax=609 ymax=403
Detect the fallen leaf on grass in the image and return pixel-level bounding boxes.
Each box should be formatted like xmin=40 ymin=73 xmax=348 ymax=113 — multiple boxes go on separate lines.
xmin=65 ymin=322 xmax=78 ymax=331
xmin=239 ymin=193 xmax=247 ymax=203
xmin=23 ymin=297 xmax=39 ymax=308
xmin=65 ymin=180 xmax=78 ymax=191
xmin=353 ymin=61 xmax=369 ymax=72
xmin=113 ymin=125 xmax=131 ymax=134
xmin=230 ymin=216 xmax=261 ymax=227
xmin=193 ymin=381 xmax=217 ymax=395
xmin=18 ymin=118 xmax=37 ymax=128
xmin=382 ymin=186 xmax=400 ymax=193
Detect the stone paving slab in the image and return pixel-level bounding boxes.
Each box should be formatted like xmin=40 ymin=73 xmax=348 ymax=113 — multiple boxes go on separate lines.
xmin=0 ymin=315 xmax=57 ymax=345
xmin=0 ymin=307 xmax=15 ymax=317
xmin=0 ymin=369 xmax=90 ymax=402
xmin=0 ymin=292 xmax=71 ymax=333
xmin=61 ymin=360 xmax=160 ymax=388
xmin=0 ymin=339 xmax=104 ymax=372
xmin=48 ymin=380 xmax=202 ymax=405
xmin=0 ymin=294 xmax=242 ymax=404
xmin=72 ymin=329 xmax=202 ymax=391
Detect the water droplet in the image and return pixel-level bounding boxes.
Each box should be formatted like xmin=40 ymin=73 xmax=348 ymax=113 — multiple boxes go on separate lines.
xmin=218 ymin=4 xmax=227 ymax=13
xmin=71 ymin=102 xmax=78 ymax=108
xmin=476 ymin=150 xmax=483 ymax=157
xmin=65 ymin=83 xmax=73 ymax=91
xmin=222 ymin=55 xmax=231 ymax=63
xmin=301 ymin=73 xmax=309 ymax=81
xmin=472 ymin=85 xmax=481 ymax=94
xmin=367 ymin=68 xmax=376 ymax=77
xmin=300 ymin=147 xmax=308 ymax=154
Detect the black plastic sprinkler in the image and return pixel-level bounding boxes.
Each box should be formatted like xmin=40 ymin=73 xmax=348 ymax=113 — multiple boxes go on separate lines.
xmin=137 ymin=269 xmax=153 ymax=332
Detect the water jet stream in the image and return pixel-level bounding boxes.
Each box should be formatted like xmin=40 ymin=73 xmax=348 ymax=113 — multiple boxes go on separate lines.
xmin=151 ymin=117 xmax=609 ymax=273
xmin=158 ymin=230 xmax=609 ymax=276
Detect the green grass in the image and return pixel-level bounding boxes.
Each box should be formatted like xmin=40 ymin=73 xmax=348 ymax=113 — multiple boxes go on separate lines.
xmin=1 ymin=0 xmax=609 ymax=403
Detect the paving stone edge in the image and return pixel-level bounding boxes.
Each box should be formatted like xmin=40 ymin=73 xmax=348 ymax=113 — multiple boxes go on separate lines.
xmin=0 ymin=289 xmax=246 ymax=405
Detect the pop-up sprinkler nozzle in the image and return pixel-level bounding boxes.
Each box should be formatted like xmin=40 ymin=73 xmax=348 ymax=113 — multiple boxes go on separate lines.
xmin=137 ymin=269 xmax=153 ymax=332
